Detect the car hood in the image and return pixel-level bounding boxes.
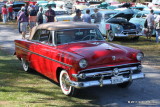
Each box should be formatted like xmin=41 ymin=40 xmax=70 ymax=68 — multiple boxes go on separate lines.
xmin=58 ymin=41 xmax=139 ymax=66
xmin=107 ymin=8 xmax=135 ymax=21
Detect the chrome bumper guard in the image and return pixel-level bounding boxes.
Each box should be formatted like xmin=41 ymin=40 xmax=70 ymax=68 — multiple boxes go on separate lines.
xmin=70 ymin=72 xmax=145 ymax=88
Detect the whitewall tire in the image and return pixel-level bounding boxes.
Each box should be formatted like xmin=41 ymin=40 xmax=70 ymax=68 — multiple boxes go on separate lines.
xmin=59 ymin=70 xmax=77 ymax=96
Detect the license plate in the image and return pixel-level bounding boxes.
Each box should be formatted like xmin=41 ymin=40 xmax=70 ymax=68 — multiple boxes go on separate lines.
xmin=111 ymin=76 xmax=123 ymax=84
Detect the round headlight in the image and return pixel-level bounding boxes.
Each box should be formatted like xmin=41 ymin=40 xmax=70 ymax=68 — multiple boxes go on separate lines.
xmin=79 ymin=59 xmax=88 ymax=68
xmin=136 ymin=53 xmax=144 ymax=61
xmin=116 ymin=26 xmax=120 ymax=30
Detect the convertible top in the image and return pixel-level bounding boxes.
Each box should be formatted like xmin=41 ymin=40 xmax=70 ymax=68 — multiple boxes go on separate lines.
xmin=29 ymin=22 xmax=98 ymax=40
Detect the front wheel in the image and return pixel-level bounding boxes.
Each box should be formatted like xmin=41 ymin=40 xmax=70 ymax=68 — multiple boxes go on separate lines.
xmin=21 ymin=58 xmax=32 ymax=72
xmin=117 ymin=81 xmax=132 ymax=88
xmin=107 ymin=30 xmax=115 ymax=41
xmin=59 ymin=70 xmax=77 ymax=96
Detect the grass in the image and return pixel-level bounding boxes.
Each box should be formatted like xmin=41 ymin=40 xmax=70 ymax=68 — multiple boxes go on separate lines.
xmin=0 ymin=50 xmax=96 ymax=107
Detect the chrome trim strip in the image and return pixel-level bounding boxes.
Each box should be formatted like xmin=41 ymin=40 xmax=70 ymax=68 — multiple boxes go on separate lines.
xmin=79 ymin=63 xmax=140 ymax=73
xmin=70 ymin=72 xmax=145 ymax=88
xmin=85 ymin=66 xmax=137 ymax=77
xmin=15 ymin=45 xmax=72 ymax=67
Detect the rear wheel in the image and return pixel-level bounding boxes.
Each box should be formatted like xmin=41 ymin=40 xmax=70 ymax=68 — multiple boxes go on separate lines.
xmin=117 ymin=81 xmax=132 ymax=88
xmin=107 ymin=30 xmax=115 ymax=41
xmin=132 ymin=36 xmax=139 ymax=41
xmin=59 ymin=70 xmax=77 ymax=96
xmin=21 ymin=58 xmax=32 ymax=72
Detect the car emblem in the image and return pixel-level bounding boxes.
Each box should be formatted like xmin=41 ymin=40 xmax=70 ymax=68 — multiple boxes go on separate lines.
xmin=112 ymin=56 xmax=116 ymax=60
xmin=113 ymin=68 xmax=119 ymax=76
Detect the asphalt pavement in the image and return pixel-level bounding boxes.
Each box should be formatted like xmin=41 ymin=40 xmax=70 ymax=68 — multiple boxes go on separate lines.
xmin=0 ymin=24 xmax=160 ymax=107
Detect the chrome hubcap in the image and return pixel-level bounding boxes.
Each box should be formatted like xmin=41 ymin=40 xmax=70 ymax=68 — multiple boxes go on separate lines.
xmin=61 ymin=73 xmax=70 ymax=91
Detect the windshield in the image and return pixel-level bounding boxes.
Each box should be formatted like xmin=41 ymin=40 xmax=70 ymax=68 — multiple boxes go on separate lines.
xmin=55 ymin=28 xmax=104 ymax=45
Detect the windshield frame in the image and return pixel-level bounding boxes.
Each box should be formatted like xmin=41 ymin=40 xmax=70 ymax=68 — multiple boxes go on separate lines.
xmin=54 ymin=28 xmax=105 ymax=46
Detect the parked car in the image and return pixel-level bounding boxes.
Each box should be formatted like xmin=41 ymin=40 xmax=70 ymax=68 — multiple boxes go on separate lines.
xmin=129 ymin=10 xmax=160 ymax=36
xmin=91 ymin=9 xmax=142 ymax=41
xmin=43 ymin=8 xmax=70 ymax=23
xmin=14 ymin=22 xmax=145 ymax=96
xmin=12 ymin=1 xmax=25 ymax=18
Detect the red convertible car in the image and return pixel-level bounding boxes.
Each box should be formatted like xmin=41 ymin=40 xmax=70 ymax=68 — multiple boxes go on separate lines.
xmin=15 ymin=22 xmax=145 ymax=96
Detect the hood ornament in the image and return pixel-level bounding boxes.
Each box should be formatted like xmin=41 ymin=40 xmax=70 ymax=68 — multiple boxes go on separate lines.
xmin=112 ymin=56 xmax=116 ymax=60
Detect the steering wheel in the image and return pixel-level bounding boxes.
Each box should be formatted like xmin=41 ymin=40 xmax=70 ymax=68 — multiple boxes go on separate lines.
xmin=81 ymin=35 xmax=96 ymax=40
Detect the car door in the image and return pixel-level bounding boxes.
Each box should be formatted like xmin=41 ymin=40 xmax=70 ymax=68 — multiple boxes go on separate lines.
xmin=129 ymin=13 xmax=146 ymax=27
xmin=31 ymin=29 xmax=59 ymax=79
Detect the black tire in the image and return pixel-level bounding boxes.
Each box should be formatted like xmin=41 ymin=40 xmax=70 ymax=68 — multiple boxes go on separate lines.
xmin=59 ymin=70 xmax=77 ymax=96
xmin=133 ymin=36 xmax=139 ymax=41
xmin=21 ymin=58 xmax=32 ymax=72
xmin=117 ymin=81 xmax=132 ymax=88
xmin=107 ymin=30 xmax=115 ymax=41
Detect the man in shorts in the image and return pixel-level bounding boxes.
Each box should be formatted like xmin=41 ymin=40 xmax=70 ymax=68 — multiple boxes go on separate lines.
xmin=146 ymin=9 xmax=155 ymax=40
xmin=18 ymin=7 xmax=28 ymax=39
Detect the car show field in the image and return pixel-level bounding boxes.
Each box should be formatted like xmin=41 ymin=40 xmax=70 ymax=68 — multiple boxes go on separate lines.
xmin=0 ymin=0 xmax=160 ymax=106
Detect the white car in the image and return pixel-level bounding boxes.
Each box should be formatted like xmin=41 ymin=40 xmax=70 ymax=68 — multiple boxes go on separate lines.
xmin=43 ymin=8 xmax=71 ymax=23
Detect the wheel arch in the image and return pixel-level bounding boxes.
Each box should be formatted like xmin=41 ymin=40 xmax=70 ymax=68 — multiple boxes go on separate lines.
xmin=56 ymin=67 xmax=63 ymax=83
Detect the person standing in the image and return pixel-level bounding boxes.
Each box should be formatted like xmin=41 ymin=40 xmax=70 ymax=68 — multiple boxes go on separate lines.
xmin=18 ymin=7 xmax=28 ymax=39
xmin=93 ymin=8 xmax=102 ymax=23
xmin=37 ymin=7 xmax=43 ymax=25
xmin=17 ymin=7 xmax=24 ymax=33
xmin=29 ymin=5 xmax=37 ymax=35
xmin=146 ymin=9 xmax=155 ymax=40
xmin=2 ymin=5 xmax=8 ymax=23
xmin=155 ymin=13 xmax=160 ymax=43
xmin=45 ymin=5 xmax=55 ymax=22
xmin=35 ymin=3 xmax=39 ymax=13
xmin=82 ymin=9 xmax=91 ymax=23
xmin=73 ymin=9 xmax=82 ymax=22
xmin=8 ymin=5 xmax=13 ymax=21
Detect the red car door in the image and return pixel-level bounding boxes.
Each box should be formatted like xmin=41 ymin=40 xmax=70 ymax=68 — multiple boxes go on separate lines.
xmin=30 ymin=29 xmax=58 ymax=79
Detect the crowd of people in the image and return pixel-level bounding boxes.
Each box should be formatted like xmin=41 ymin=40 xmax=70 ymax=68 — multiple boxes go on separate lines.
xmin=1 ymin=3 xmax=56 ymax=39
xmin=1 ymin=3 xmax=160 ymax=43
xmin=16 ymin=4 xmax=56 ymax=39
xmin=73 ymin=8 xmax=102 ymax=23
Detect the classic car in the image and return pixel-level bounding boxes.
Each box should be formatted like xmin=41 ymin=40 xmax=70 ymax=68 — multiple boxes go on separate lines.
xmin=91 ymin=9 xmax=142 ymax=41
xmin=12 ymin=1 xmax=25 ymax=18
xmin=43 ymin=8 xmax=70 ymax=23
xmin=15 ymin=22 xmax=145 ymax=96
xmin=129 ymin=10 xmax=160 ymax=36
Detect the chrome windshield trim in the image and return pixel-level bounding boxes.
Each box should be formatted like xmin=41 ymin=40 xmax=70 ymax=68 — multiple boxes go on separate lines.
xmin=79 ymin=63 xmax=140 ymax=73
xmin=15 ymin=45 xmax=72 ymax=67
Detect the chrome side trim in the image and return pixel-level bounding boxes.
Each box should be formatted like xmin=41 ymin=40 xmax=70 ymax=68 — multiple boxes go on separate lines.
xmin=70 ymin=72 xmax=145 ymax=88
xmin=79 ymin=63 xmax=140 ymax=73
xmin=15 ymin=45 xmax=72 ymax=67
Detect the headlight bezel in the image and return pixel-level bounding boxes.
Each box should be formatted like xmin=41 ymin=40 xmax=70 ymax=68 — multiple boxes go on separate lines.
xmin=136 ymin=52 xmax=144 ymax=61
xmin=79 ymin=59 xmax=88 ymax=68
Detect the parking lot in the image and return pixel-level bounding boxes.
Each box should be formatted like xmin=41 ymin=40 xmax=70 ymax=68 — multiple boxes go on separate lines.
xmin=0 ymin=24 xmax=160 ymax=106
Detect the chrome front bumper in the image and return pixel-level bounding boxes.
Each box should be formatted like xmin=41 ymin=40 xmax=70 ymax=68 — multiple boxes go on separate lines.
xmin=115 ymin=33 xmax=142 ymax=37
xmin=70 ymin=72 xmax=145 ymax=88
